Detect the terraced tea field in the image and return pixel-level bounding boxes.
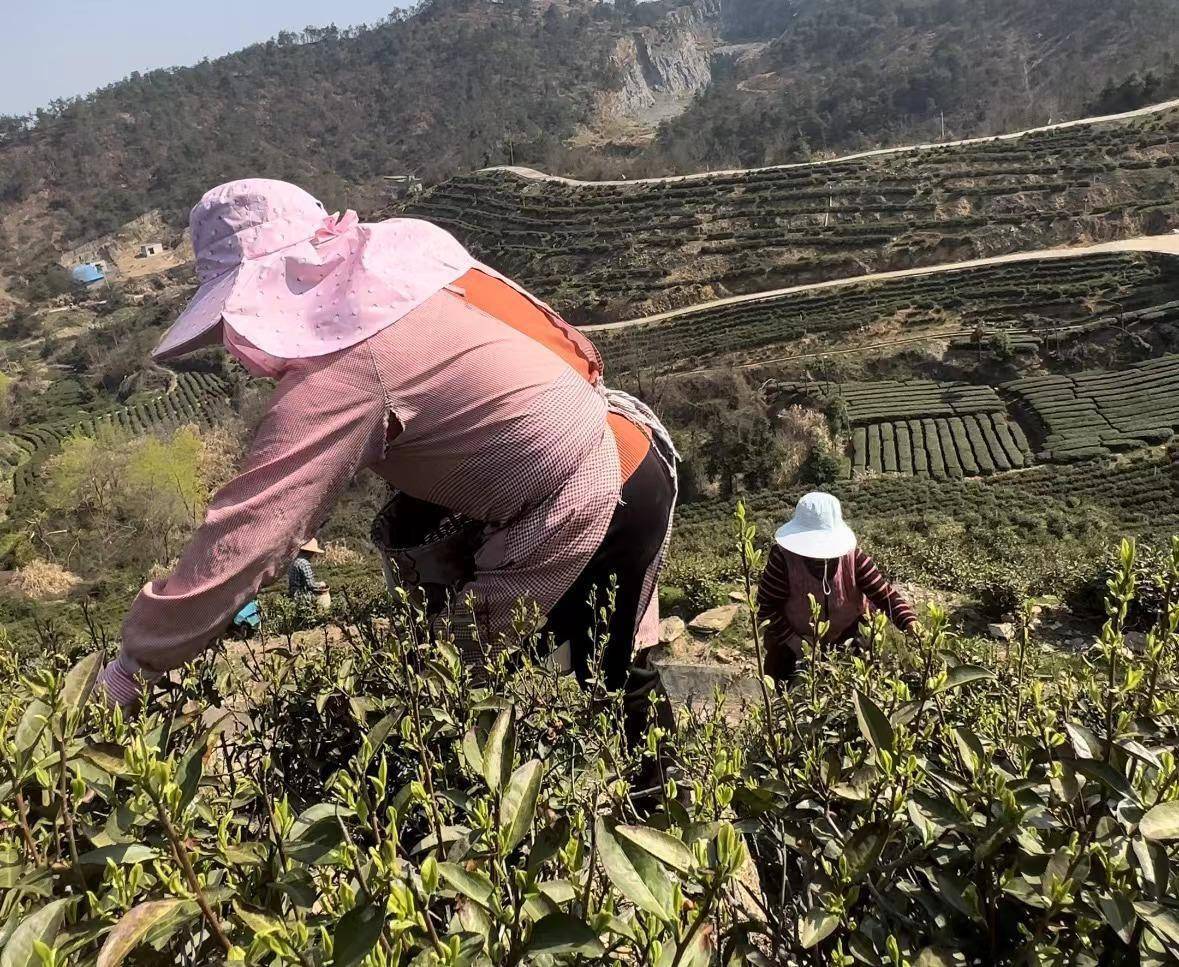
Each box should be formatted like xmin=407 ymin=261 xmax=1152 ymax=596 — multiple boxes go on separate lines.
xmin=676 ymin=443 xmax=1179 ymax=547
xmin=0 ymin=372 xmax=232 ymax=502
xmin=400 ymin=108 xmax=1179 ymax=323
xmin=593 ymin=252 xmax=1179 ymax=375
xmin=1005 ymin=355 xmax=1179 ymax=460
xmin=776 ymin=379 xmax=1033 ymax=479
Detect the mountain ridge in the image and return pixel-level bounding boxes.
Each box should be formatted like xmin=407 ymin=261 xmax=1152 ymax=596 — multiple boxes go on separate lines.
xmin=4 ymin=0 xmax=1179 ymax=291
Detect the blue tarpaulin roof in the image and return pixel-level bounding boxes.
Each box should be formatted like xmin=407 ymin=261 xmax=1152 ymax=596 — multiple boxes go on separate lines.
xmin=71 ymin=263 xmax=105 ymax=284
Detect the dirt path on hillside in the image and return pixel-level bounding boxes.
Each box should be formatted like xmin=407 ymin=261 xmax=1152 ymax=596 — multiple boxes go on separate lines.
xmin=583 ymin=234 xmax=1179 ymax=333
xmin=488 ymin=98 xmax=1179 ymax=188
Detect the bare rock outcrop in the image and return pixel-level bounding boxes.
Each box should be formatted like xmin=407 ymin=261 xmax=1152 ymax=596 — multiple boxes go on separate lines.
xmin=594 ymin=0 xmax=720 ymax=130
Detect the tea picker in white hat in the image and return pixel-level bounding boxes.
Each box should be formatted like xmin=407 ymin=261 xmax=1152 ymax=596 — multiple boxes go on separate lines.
xmin=756 ymin=492 xmax=918 ymax=682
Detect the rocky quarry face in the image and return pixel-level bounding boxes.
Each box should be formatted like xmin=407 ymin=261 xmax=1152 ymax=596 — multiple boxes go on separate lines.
xmin=594 ymin=0 xmax=720 ymax=130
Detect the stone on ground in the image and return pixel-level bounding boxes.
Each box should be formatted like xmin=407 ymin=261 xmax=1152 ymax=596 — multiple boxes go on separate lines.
xmin=659 ymin=616 xmax=686 ymax=644
xmin=689 ymin=604 xmax=742 ymax=635
xmin=655 ymin=661 xmax=761 ymax=716
xmin=987 ymin=622 xmax=1015 ymax=642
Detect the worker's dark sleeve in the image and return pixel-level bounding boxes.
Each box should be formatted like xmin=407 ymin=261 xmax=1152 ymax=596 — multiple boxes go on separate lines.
xmin=855 ymin=550 xmax=918 ymax=631
xmin=756 ymin=544 xmax=795 ymax=658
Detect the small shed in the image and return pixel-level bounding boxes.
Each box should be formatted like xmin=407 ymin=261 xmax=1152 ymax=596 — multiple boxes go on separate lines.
xmin=71 ymin=263 xmax=106 ymax=286
xmin=138 ymin=243 xmax=163 ymax=257
xmin=382 ymin=174 xmax=423 ymax=199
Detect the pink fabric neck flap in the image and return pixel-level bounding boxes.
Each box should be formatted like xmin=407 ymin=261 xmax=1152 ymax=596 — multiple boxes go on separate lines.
xmin=153 ymin=178 xmax=475 ymax=361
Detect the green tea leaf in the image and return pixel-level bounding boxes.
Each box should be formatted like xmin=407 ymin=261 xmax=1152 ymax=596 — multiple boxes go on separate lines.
xmin=617 ymin=824 xmax=696 ymax=874
xmin=1132 ymin=838 xmax=1170 ymax=898
xmin=232 ymin=903 xmax=284 ymax=938
xmin=1140 ymin=802 xmax=1179 ymax=842
xmin=798 ymin=908 xmax=839 ymax=948
xmin=890 ymin=699 xmax=921 ymax=727
xmin=1074 ymin=760 xmax=1137 ymax=802
xmin=439 ymin=862 xmax=495 ymax=907
xmin=1118 ymin=739 xmax=1162 ymax=769
xmin=175 ymin=741 xmax=206 ymax=812
xmin=96 ymin=899 xmax=186 ymax=967
xmin=62 ymin=652 xmax=103 ymax=712
xmin=914 ymin=949 xmax=960 ymax=967
xmin=595 ymin=818 xmax=667 ymax=920
xmin=1051 ymin=763 xmax=1084 ymax=803
xmin=1134 ymin=901 xmax=1179 ymax=947
xmin=854 ymin=690 xmax=894 ymax=753
xmin=935 ymin=871 xmax=978 ymax=919
xmin=77 ymin=844 xmax=157 ymax=866
xmin=14 ymin=701 xmax=50 ymax=758
xmin=333 ymin=901 xmax=386 ymax=967
xmin=78 ymin=742 xmax=126 ymax=774
xmin=933 ymin=665 xmax=995 ymax=694
xmin=522 ymin=893 xmax=559 ymax=923
xmin=527 ymin=818 xmax=570 ymax=874
xmin=525 ymin=913 xmax=604 ymax=958
xmin=501 ymin=759 xmax=543 ymax=852
xmin=1064 ymin=722 xmax=1102 ymax=760
xmin=461 ymin=726 xmax=483 ymax=774
xmin=457 ymin=897 xmax=493 ymax=936
xmin=952 ymin=728 xmax=985 ymax=775
xmin=358 ymin=713 xmax=396 ymax=772
xmin=287 ymin=813 xmax=346 ymax=866
xmin=843 ymin=822 xmax=887 ymax=881
xmin=660 ymin=927 xmax=712 ymax=967
xmin=1097 ymin=892 xmax=1137 ymax=945
xmin=1 ymin=899 xmax=70 ymax=967
xmin=482 ymin=706 xmax=515 ymax=793
xmin=0 ymin=846 xmax=21 ymax=891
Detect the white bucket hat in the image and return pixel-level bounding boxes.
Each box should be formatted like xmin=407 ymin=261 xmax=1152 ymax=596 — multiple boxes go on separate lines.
xmin=774 ymin=492 xmax=857 ymax=559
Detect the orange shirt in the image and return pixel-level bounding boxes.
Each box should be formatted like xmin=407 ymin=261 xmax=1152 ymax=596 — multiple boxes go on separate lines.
xmin=455 ymin=269 xmax=651 ymax=481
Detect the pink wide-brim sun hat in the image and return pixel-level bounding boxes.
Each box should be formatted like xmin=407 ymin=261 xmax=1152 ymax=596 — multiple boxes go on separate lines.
xmin=154 ymin=178 xmax=476 ymax=362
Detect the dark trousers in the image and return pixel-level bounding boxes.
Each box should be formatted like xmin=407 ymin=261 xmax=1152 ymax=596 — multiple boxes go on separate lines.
xmin=541 ymin=445 xmax=676 ymax=743
xmin=542 ymin=445 xmax=674 ymax=688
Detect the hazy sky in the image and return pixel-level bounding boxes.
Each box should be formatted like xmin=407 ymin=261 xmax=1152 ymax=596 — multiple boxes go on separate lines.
xmin=0 ymin=0 xmax=409 ymax=116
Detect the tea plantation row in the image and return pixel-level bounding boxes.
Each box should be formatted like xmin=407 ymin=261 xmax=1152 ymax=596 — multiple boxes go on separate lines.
xmin=1006 ymin=353 xmax=1179 ymax=460
xmin=595 ymin=252 xmax=1179 ymax=375
xmin=0 ymin=372 xmax=232 ymax=500
xmin=676 ymin=442 xmax=1179 ymax=542
xmin=851 ymin=413 xmax=1032 ymax=478
xmin=400 ymin=110 xmax=1179 ymax=322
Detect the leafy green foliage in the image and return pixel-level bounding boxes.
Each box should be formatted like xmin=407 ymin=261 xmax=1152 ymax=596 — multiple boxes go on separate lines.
xmin=0 ymin=520 xmax=1176 ymax=964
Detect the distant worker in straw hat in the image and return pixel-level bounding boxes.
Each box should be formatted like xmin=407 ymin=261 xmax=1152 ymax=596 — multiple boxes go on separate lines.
xmin=95 ymin=179 xmax=677 ymax=723
xmin=288 ymin=539 xmax=330 ymax=610
xmin=757 ymin=492 xmax=918 ymax=682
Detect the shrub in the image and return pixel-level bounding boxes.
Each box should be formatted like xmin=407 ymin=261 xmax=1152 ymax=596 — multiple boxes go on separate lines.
xmin=0 ymin=521 xmax=1176 ymax=965
xmin=322 ymin=541 xmax=366 ymax=568
xmin=33 ymin=423 xmax=241 ymax=573
xmin=9 ymin=559 xmax=82 ymax=600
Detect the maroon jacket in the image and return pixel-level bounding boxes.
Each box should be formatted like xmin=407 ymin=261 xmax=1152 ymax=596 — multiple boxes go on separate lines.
xmin=757 ymin=546 xmax=917 ymax=680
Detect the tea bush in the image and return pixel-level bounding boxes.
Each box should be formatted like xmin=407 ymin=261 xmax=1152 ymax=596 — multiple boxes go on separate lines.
xmin=0 ymin=517 xmax=1177 ymax=965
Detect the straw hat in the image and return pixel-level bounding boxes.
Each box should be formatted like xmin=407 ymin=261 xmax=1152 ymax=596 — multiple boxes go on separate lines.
xmin=300 ymin=538 xmax=324 ymax=555
xmin=774 ymin=492 xmax=857 ymax=559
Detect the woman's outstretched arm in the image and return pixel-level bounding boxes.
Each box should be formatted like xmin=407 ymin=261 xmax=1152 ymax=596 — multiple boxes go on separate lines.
xmin=98 ymin=348 xmax=387 ymax=705
xmin=854 ymin=549 xmax=918 ymax=632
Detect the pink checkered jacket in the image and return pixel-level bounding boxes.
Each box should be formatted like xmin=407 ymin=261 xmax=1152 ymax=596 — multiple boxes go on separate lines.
xmin=99 ymin=278 xmax=662 ymax=704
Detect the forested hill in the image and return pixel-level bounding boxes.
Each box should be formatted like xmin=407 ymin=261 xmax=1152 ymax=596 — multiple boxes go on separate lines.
xmin=4 ymin=0 xmax=1179 ymax=279
xmin=0 ymin=0 xmax=628 ymax=270
xmin=652 ymin=0 xmax=1179 ymax=171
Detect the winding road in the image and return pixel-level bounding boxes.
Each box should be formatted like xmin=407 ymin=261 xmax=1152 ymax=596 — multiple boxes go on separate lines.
xmin=487 ymin=98 xmax=1179 ymax=189
xmin=583 ymin=234 xmax=1179 ymax=334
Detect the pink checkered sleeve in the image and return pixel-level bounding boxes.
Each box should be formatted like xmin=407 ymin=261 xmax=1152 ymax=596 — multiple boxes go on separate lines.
xmin=101 ymin=348 xmax=387 ymax=703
